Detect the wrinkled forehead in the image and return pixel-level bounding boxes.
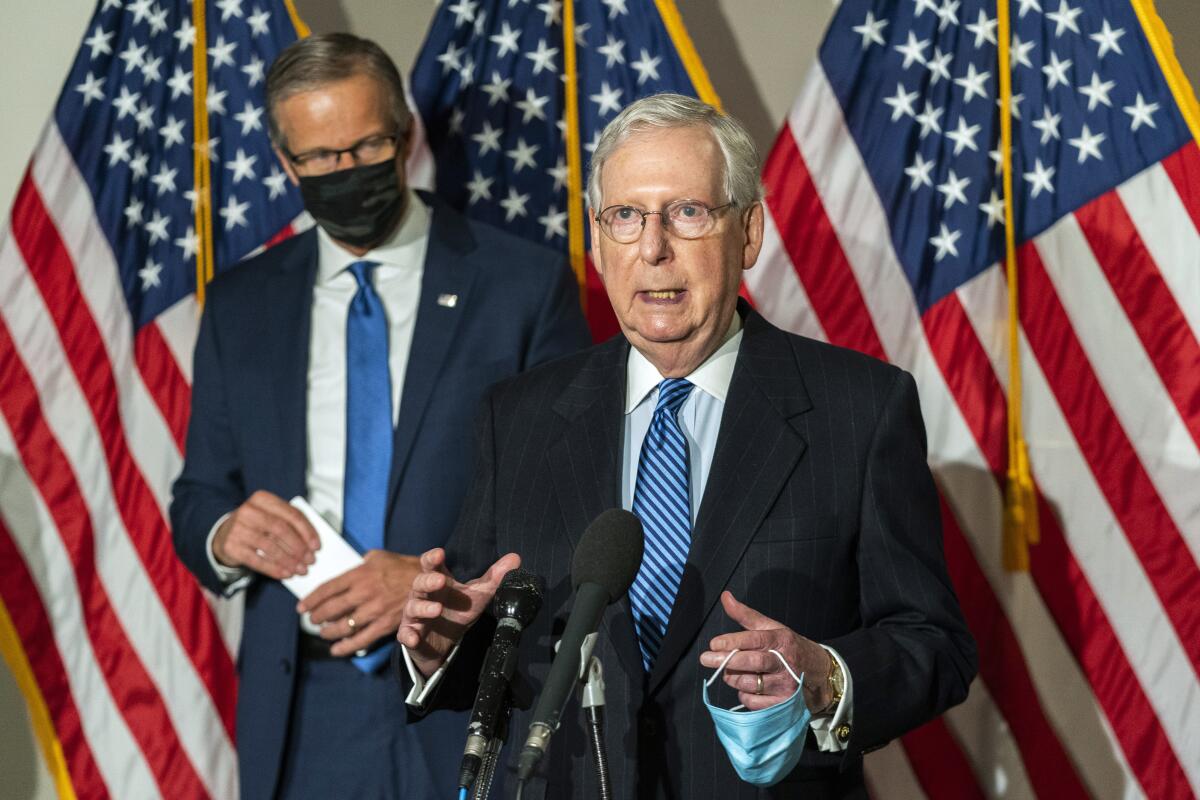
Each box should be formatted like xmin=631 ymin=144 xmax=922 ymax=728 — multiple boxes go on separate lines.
xmin=599 ymin=125 xmax=725 ymax=202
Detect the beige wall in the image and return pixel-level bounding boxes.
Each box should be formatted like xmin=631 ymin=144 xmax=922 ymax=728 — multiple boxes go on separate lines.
xmin=2 ymin=2 xmax=1198 ymax=796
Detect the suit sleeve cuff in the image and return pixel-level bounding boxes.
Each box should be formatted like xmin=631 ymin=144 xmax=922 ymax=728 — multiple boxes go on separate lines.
xmin=810 ymin=645 xmax=853 ymax=752
xmin=205 ymin=513 xmax=252 ymax=595
xmin=402 ymin=640 xmax=462 ymax=710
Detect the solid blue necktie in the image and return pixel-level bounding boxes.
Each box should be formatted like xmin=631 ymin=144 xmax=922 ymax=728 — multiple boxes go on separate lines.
xmin=343 ymin=259 xmax=393 ymax=673
xmin=629 ymin=378 xmax=694 ymax=671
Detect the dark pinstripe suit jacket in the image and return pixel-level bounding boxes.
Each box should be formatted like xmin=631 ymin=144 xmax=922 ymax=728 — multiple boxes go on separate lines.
xmin=440 ymin=303 xmax=976 ymax=799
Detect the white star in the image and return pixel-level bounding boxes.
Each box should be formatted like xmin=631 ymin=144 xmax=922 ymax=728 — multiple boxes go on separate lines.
xmin=196 ymin=136 xmax=221 ymax=164
xmin=964 ymin=9 xmax=997 ymax=48
xmin=1031 ymin=106 xmax=1062 ymax=143
xmin=515 ymin=87 xmax=550 ymax=123
xmin=927 ymin=47 xmax=953 ymax=83
xmin=449 ymin=108 xmax=466 ymax=136
xmin=1042 ymin=51 xmax=1073 ymax=91
xmin=248 ymin=7 xmax=272 ymax=36
xmin=997 ymin=92 xmax=1024 ymax=120
xmin=538 ymin=204 xmax=567 ymax=240
xmin=474 ymin=7 xmax=488 ymax=36
xmin=525 ymin=38 xmax=558 ymax=75
xmin=590 ymin=81 xmax=623 ymax=116
xmin=216 ymin=0 xmax=243 ymax=21
xmin=930 ymin=224 xmax=961 ymax=261
xmin=242 ymin=56 xmax=266 ymax=87
xmin=499 ymin=187 xmax=530 ymax=221
xmin=113 ymin=85 xmax=141 ymax=119
xmin=207 ymin=85 xmax=228 ymax=116
xmin=481 ymin=71 xmax=512 ymax=106
xmin=459 ymin=55 xmax=476 ymax=87
xmin=1067 ymin=124 xmax=1106 ymax=163
xmin=506 ymin=137 xmax=540 ymax=172
xmin=159 ymin=115 xmax=186 ymax=149
xmin=234 ymin=101 xmax=264 ymax=135
xmin=75 ymin=72 xmax=106 ymax=106
xmin=913 ymin=0 xmax=939 ymax=18
xmin=953 ymin=63 xmax=990 ymax=103
xmin=937 ymin=169 xmax=970 ymax=208
xmin=437 ymin=42 xmax=464 ymax=75
xmin=226 ymin=148 xmax=258 ymax=183
xmin=124 ymin=197 xmax=144 ymax=227
xmin=141 ymin=55 xmax=162 ymax=83
xmin=219 ymin=194 xmax=250 ymax=230
xmin=148 ymin=4 xmax=169 ymax=34
xmin=183 ymin=189 xmax=199 ymax=212
xmin=945 ymin=117 xmax=981 ymax=155
xmin=547 ymin=157 xmax=568 ymax=192
xmin=1046 ymin=0 xmax=1082 ymax=37
xmin=904 ymin=152 xmax=935 ymax=190
xmin=1090 ymin=19 xmax=1125 ymax=60
xmin=980 ymin=190 xmax=1005 ymax=228
xmin=1011 ymin=35 xmax=1035 ymax=69
xmin=914 ymin=101 xmax=943 ymax=138
xmin=102 ymin=0 xmax=121 ymax=9
xmin=598 ymin=34 xmax=626 ymax=68
xmin=129 ymin=149 xmax=149 ymax=180
xmin=883 ymin=83 xmax=919 ymax=121
xmin=1017 ymin=0 xmax=1041 ymax=16
xmin=118 ymin=39 xmax=147 ymax=73
xmin=139 ymin=259 xmax=163 ymax=290
xmin=1023 ymin=158 xmax=1056 ymax=197
xmin=936 ymin=0 xmax=960 ymax=30
xmin=1078 ymin=71 xmax=1116 ymax=111
xmin=175 ymin=18 xmax=196 ymax=51
xmin=127 ymin=0 xmax=155 ymax=25
xmin=144 ymin=210 xmax=170 ymax=243
xmin=895 ymin=31 xmax=929 ymax=69
xmin=85 ymin=27 xmax=114 ymax=59
xmin=209 ymin=35 xmax=237 ymax=69
xmin=164 ymin=66 xmax=191 ymax=100
xmin=631 ymin=49 xmax=662 ymax=85
xmin=471 ymin=120 xmax=503 ymax=155
xmin=852 ymin=11 xmax=888 ymax=49
xmin=490 ymin=21 xmax=521 ymax=57
xmin=264 ymin=166 xmax=289 ymax=200
xmin=537 ymin=0 xmax=562 ymax=26
xmin=150 ymin=163 xmax=178 ymax=195
xmin=584 ymin=129 xmax=601 ymax=154
xmin=176 ymin=226 xmax=199 ymax=260
xmin=465 ymin=170 xmax=494 ymax=204
xmin=575 ymin=21 xmax=591 ymax=46
xmin=601 ymin=0 xmax=627 ymax=18
xmin=990 ymin=147 xmax=1004 ymax=174
xmin=135 ymin=101 xmax=155 ymax=132
xmin=448 ymin=0 xmax=477 ymax=26
xmin=1124 ymin=92 xmax=1160 ymax=131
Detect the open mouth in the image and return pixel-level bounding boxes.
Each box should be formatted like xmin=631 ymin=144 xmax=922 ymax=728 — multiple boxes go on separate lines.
xmin=641 ymin=289 xmax=685 ymax=302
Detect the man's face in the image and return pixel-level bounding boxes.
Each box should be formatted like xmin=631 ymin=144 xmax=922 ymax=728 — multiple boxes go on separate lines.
xmin=590 ymin=125 xmax=763 ymax=376
xmin=273 ymin=72 xmax=407 ymax=187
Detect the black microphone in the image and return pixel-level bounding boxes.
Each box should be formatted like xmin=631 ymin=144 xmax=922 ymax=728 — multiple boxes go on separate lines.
xmin=458 ymin=568 xmax=546 ymax=792
xmin=517 ymin=509 xmax=644 ymax=783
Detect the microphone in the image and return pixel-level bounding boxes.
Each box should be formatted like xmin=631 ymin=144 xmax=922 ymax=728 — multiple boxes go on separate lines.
xmin=517 ymin=509 xmax=644 ymax=782
xmin=458 ymin=568 xmax=546 ymax=792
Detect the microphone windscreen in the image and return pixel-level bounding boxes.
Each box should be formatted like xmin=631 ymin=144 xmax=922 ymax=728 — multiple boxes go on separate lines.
xmin=493 ymin=568 xmax=546 ymax=627
xmin=571 ymin=509 xmax=644 ymax=602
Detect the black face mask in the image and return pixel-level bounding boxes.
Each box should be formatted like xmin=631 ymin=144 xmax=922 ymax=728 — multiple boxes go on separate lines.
xmin=296 ymin=158 xmax=406 ymax=248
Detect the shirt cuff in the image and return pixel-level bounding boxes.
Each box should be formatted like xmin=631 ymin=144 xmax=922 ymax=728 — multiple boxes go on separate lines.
xmin=205 ymin=513 xmax=252 ymax=595
xmin=402 ymin=640 xmax=462 ymax=710
xmin=809 ymin=645 xmax=853 ymax=752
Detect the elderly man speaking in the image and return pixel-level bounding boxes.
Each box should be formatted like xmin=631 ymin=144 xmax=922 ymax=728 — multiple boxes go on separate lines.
xmin=398 ymin=94 xmax=976 ymax=798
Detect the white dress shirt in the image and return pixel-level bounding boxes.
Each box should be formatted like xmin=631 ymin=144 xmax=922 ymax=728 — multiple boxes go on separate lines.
xmin=207 ymin=191 xmax=430 ymax=588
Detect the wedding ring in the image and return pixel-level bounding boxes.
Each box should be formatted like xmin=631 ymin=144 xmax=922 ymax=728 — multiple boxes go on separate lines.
xmin=347 ymin=617 xmax=357 ymax=630
xmin=755 ymin=673 xmax=764 ymax=695
xmin=254 ymin=548 xmax=267 ymax=559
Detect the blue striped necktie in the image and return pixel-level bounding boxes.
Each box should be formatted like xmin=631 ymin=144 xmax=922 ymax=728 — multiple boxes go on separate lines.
xmin=342 ymin=259 xmax=393 ymax=673
xmin=629 ymin=378 xmax=694 ymax=671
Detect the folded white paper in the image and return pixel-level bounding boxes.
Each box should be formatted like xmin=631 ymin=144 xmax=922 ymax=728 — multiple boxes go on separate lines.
xmin=283 ymin=496 xmax=364 ymax=602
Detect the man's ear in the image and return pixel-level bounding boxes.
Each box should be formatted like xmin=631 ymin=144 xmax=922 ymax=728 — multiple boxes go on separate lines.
xmin=589 ymin=208 xmax=607 ymax=283
xmin=274 ymin=146 xmax=300 ymax=186
xmin=741 ymin=201 xmax=765 ymax=272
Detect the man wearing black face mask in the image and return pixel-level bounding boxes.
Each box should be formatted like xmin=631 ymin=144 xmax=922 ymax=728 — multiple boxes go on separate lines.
xmin=169 ymin=33 xmax=590 ymax=800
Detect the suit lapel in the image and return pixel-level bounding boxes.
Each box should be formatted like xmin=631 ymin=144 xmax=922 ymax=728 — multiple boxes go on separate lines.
xmin=648 ymin=309 xmax=813 ymax=693
xmin=386 ymin=202 xmax=478 ymax=511
xmin=545 ymin=338 xmax=645 ymax=682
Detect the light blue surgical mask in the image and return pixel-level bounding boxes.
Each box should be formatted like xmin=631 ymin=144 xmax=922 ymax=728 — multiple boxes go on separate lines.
xmin=702 ymin=649 xmax=811 ymax=787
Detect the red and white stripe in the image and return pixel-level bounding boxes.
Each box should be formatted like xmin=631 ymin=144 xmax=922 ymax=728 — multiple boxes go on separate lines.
xmin=0 ymin=122 xmax=240 ymax=796
xmin=746 ymin=61 xmax=1200 ymax=799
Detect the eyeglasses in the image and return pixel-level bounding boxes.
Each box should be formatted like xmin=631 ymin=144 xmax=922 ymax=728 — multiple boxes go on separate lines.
xmin=283 ymin=132 xmax=402 ymax=175
xmin=596 ymin=199 xmax=734 ymax=244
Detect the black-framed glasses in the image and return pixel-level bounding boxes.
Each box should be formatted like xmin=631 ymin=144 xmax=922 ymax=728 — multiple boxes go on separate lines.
xmin=596 ymin=199 xmax=734 ymax=243
xmin=283 ymin=132 xmax=402 ymax=174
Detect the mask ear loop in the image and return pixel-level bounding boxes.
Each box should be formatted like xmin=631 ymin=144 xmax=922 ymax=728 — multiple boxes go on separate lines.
xmin=767 ymin=649 xmax=805 ymax=688
xmin=704 ymin=648 xmax=741 ymax=688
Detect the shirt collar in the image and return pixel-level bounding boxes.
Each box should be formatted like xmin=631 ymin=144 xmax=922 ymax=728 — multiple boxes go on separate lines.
xmin=624 ymin=312 xmax=744 ymax=414
xmin=315 ymin=189 xmax=429 ymax=283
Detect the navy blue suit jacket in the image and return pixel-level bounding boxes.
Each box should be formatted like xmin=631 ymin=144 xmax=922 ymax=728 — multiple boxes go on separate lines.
xmin=170 ymin=197 xmax=590 ymax=800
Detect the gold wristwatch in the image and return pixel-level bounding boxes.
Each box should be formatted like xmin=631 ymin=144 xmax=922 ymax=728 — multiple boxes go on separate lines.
xmin=824 ymin=652 xmax=844 ymax=714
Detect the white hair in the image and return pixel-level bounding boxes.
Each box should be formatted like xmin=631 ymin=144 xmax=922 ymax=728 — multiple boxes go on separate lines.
xmin=586 ymin=93 xmax=764 ymax=212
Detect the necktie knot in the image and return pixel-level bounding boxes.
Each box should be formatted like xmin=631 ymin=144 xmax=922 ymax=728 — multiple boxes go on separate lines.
xmin=654 ymin=378 xmax=693 ymax=417
xmin=347 ymin=259 xmax=379 ymax=291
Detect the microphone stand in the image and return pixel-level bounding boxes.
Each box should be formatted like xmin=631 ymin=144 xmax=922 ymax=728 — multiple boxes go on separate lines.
xmin=470 ymin=693 xmax=511 ymax=800
xmin=580 ymin=655 xmax=611 ymax=800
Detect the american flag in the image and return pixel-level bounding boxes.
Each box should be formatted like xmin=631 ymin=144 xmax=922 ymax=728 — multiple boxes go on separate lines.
xmin=0 ymin=1 xmax=306 ymax=796
xmin=409 ymin=0 xmax=720 ymax=340
xmin=746 ymin=0 xmax=1200 ymax=797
